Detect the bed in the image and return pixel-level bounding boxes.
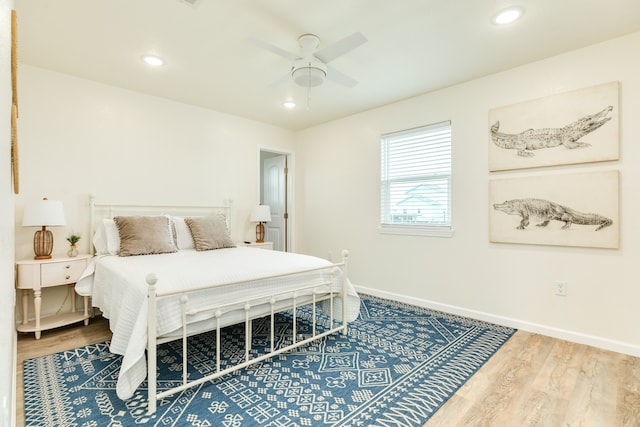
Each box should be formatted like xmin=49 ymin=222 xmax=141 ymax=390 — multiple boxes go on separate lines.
xmin=76 ymin=197 xmax=360 ymax=414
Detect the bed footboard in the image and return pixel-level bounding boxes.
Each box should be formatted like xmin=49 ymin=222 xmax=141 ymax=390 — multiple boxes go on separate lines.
xmin=146 ymin=250 xmax=350 ymax=415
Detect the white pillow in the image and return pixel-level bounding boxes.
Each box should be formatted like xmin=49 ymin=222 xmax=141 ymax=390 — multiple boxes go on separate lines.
xmin=173 ymin=216 xmax=195 ymax=250
xmin=92 ymin=221 xmax=109 ymax=255
xmin=104 ymin=219 xmax=121 ymax=255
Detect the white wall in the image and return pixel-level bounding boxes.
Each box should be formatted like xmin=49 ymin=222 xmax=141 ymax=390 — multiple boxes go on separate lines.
xmin=296 ymin=32 xmax=640 ymax=355
xmin=14 ymin=64 xmax=296 ymax=318
xmin=1 ymin=2 xmax=16 ymax=425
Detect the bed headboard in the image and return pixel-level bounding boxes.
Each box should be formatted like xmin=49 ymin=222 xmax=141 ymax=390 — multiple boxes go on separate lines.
xmin=88 ymin=195 xmax=233 ymax=253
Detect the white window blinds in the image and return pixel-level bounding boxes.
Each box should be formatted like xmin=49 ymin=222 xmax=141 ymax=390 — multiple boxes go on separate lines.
xmin=380 ymin=121 xmax=452 ymax=235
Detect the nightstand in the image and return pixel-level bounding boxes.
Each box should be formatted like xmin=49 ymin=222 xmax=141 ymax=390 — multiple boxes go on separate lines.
xmin=239 ymin=241 xmax=273 ymax=250
xmin=16 ymin=254 xmax=92 ymax=339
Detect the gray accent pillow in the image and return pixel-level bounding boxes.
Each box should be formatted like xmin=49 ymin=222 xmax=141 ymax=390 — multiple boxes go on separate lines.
xmin=185 ymin=215 xmax=235 ymax=251
xmin=114 ymin=215 xmax=178 ymax=256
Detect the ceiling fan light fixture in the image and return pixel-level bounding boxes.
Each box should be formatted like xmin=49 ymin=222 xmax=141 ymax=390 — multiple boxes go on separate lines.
xmin=492 ymin=7 xmax=524 ymax=25
xmin=292 ymin=66 xmax=326 ymax=88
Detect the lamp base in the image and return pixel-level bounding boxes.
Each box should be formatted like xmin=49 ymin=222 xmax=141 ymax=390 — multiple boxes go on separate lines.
xmin=33 ymin=228 xmax=54 ymax=260
xmin=255 ymin=223 xmax=265 ymax=243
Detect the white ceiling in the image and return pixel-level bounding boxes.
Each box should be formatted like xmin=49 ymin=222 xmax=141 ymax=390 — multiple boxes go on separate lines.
xmin=15 ymin=0 xmax=640 ymax=131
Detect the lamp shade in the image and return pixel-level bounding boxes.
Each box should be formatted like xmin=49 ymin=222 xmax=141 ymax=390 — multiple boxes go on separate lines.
xmin=22 ymin=199 xmax=66 ymax=227
xmin=250 ymin=205 xmax=271 ymax=223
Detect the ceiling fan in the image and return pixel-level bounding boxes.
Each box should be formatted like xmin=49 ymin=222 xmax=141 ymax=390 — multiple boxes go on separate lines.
xmin=249 ymin=32 xmax=367 ymax=89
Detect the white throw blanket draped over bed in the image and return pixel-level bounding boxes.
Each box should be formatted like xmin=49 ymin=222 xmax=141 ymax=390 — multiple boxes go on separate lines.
xmin=76 ymin=247 xmax=360 ymax=400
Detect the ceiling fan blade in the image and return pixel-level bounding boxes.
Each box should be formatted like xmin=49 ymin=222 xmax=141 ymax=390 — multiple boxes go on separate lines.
xmin=247 ymin=36 xmax=301 ymax=61
xmin=325 ymin=65 xmax=358 ymax=88
xmin=268 ymin=71 xmax=293 ymax=87
xmin=314 ymin=32 xmax=367 ymax=64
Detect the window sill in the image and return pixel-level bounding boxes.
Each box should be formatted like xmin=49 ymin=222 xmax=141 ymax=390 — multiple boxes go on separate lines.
xmin=378 ymin=225 xmax=454 ymax=238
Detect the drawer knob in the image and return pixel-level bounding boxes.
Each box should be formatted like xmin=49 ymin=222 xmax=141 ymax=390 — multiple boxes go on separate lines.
xmin=65 ymin=275 xmax=71 ymax=280
xmin=65 ymin=265 xmax=71 ymax=269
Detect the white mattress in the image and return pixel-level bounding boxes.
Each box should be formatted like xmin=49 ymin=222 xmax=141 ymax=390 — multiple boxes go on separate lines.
xmin=76 ymin=247 xmax=359 ymax=400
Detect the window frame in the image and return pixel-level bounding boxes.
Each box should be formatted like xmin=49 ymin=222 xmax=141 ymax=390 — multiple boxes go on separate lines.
xmin=379 ymin=121 xmax=454 ymax=237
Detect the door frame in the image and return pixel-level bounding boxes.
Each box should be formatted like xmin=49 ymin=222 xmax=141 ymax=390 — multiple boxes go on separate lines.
xmin=257 ymin=146 xmax=295 ymax=252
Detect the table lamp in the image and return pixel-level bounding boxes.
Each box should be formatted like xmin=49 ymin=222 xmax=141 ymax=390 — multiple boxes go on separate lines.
xmin=250 ymin=205 xmax=271 ymax=243
xmin=22 ymin=198 xmax=66 ymax=259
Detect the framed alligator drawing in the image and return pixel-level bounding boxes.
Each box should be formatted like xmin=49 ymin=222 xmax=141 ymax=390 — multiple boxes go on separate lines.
xmin=488 ymin=82 xmax=619 ymax=171
xmin=489 ymin=170 xmax=619 ymax=249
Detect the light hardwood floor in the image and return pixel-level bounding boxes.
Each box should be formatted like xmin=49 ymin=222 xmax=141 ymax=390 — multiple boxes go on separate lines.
xmin=16 ymin=319 xmax=640 ymax=427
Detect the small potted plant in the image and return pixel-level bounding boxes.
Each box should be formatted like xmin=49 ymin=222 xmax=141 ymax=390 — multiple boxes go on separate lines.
xmin=66 ymin=232 xmax=81 ymax=257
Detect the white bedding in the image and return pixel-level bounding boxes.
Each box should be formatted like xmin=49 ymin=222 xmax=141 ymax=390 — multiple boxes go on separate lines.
xmin=76 ymin=247 xmax=359 ymax=400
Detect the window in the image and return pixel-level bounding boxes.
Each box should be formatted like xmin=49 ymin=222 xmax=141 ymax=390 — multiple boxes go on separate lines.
xmin=380 ymin=121 xmax=452 ymax=236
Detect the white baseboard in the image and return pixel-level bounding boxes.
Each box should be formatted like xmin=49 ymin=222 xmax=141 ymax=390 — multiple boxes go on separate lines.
xmin=355 ymin=285 xmax=640 ymax=357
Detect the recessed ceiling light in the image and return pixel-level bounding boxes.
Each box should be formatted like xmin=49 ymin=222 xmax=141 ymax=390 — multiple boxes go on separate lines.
xmin=282 ymin=100 xmax=296 ymax=109
xmin=141 ymin=54 xmax=165 ymax=67
xmin=492 ymin=7 xmax=524 ymax=25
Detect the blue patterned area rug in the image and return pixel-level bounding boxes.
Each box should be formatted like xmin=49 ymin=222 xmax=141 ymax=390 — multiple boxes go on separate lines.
xmin=23 ymin=294 xmax=515 ymax=426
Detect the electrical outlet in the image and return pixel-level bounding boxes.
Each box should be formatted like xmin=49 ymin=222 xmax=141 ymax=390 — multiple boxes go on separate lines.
xmin=555 ymin=280 xmax=568 ymax=296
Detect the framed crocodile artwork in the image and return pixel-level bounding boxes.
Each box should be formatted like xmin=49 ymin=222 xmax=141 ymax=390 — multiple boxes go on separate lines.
xmin=489 ymin=170 xmax=619 ymax=249
xmin=488 ymin=82 xmax=619 ymax=171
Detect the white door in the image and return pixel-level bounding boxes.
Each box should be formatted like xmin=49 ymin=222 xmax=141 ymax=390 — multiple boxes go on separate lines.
xmin=263 ymin=155 xmax=287 ymax=251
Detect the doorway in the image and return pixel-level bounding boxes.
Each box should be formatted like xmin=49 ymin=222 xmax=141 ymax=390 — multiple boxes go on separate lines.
xmin=259 ymin=149 xmax=293 ymax=252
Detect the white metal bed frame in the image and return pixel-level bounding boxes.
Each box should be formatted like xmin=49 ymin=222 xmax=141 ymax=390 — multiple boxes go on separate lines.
xmin=88 ymin=196 xmax=350 ymax=415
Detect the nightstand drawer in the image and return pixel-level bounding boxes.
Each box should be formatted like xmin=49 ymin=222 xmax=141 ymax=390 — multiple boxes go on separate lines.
xmin=40 ymin=259 xmax=86 ymax=286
